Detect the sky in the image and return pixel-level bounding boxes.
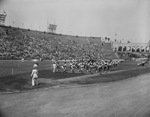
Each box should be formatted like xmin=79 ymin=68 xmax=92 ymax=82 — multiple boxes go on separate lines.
xmin=0 ymin=0 xmax=150 ymax=43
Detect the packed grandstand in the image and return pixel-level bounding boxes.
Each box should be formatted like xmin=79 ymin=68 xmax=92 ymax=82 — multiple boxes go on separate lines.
xmin=0 ymin=25 xmax=117 ymax=60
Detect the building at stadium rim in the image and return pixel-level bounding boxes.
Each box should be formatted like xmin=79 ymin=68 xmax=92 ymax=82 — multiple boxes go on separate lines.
xmin=0 ymin=10 xmax=7 ymax=26
xmin=47 ymin=24 xmax=57 ymax=33
xmin=112 ymin=41 xmax=150 ymax=53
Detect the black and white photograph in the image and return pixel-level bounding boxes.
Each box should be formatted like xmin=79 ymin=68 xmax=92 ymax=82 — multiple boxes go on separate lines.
xmin=0 ymin=0 xmax=150 ymax=117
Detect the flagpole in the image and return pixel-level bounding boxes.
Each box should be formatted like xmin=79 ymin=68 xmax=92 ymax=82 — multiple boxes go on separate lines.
xmin=47 ymin=18 xmax=48 ymax=32
xmin=115 ymin=33 xmax=117 ymax=42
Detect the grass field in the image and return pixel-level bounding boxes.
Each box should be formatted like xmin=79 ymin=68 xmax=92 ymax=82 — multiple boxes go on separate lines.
xmin=0 ymin=60 xmax=150 ymax=92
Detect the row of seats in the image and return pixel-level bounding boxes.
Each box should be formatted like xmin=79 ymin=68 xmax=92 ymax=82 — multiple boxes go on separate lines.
xmin=0 ymin=26 xmax=117 ymax=60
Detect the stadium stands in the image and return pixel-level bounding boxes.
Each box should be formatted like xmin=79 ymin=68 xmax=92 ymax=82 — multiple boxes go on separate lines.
xmin=0 ymin=25 xmax=117 ymax=60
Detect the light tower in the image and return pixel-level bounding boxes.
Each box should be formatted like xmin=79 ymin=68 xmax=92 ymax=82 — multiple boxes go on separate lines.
xmin=0 ymin=10 xmax=7 ymax=26
xmin=47 ymin=24 xmax=57 ymax=33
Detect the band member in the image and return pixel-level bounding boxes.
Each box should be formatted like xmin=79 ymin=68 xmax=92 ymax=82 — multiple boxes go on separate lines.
xmin=79 ymin=62 xmax=84 ymax=73
xmin=56 ymin=61 xmax=60 ymax=72
xmin=69 ymin=61 xmax=75 ymax=73
xmin=107 ymin=60 xmax=112 ymax=71
xmin=89 ymin=61 xmax=94 ymax=74
xmin=62 ymin=61 xmax=67 ymax=72
xmin=52 ymin=61 xmax=57 ymax=73
xmin=98 ymin=62 xmax=103 ymax=74
xmin=30 ymin=64 xmax=38 ymax=87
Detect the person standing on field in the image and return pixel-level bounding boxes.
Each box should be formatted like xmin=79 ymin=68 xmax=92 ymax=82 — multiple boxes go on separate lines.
xmin=30 ymin=64 xmax=38 ymax=87
xmin=62 ymin=61 xmax=67 ymax=72
xmin=52 ymin=61 xmax=57 ymax=73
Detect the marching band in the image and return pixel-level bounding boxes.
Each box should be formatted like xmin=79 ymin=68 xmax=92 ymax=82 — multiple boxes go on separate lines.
xmin=52 ymin=59 xmax=120 ymax=74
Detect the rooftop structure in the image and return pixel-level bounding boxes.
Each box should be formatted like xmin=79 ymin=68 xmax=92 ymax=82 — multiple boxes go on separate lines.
xmin=0 ymin=10 xmax=7 ymax=26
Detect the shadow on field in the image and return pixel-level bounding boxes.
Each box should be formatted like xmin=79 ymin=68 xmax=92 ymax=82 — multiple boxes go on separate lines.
xmin=0 ymin=111 xmax=5 ymax=117
xmin=69 ymin=67 xmax=150 ymax=85
xmin=0 ymin=69 xmax=85 ymax=92
xmin=39 ymin=69 xmax=85 ymax=80
xmin=0 ymin=106 xmax=6 ymax=117
xmin=0 ymin=72 xmax=31 ymax=91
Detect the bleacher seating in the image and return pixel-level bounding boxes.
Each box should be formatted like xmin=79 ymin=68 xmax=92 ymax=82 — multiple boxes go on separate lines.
xmin=0 ymin=25 xmax=117 ymax=60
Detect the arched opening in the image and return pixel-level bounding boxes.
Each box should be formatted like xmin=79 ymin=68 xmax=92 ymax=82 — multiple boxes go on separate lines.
xmin=132 ymin=46 xmax=136 ymax=52
xmin=136 ymin=47 xmax=140 ymax=52
xmin=145 ymin=46 xmax=149 ymax=52
xmin=118 ymin=46 xmax=122 ymax=51
xmin=141 ymin=46 xmax=144 ymax=52
xmin=136 ymin=48 xmax=140 ymax=52
xmin=127 ymin=46 xmax=131 ymax=51
xmin=123 ymin=46 xmax=127 ymax=51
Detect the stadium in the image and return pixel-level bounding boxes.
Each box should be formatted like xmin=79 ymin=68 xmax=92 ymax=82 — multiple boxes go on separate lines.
xmin=0 ymin=0 xmax=150 ymax=117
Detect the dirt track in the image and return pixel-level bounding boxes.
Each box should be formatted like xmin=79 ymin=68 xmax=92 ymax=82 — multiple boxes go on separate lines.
xmin=1 ymin=73 xmax=150 ymax=117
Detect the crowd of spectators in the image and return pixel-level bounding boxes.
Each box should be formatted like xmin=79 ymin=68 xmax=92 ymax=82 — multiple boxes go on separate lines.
xmin=0 ymin=26 xmax=117 ymax=60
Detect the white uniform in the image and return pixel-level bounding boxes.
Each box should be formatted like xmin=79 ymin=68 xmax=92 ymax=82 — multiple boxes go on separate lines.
xmin=52 ymin=63 xmax=57 ymax=72
xmin=69 ymin=62 xmax=75 ymax=72
xmin=62 ymin=62 xmax=67 ymax=72
xmin=31 ymin=69 xmax=38 ymax=86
